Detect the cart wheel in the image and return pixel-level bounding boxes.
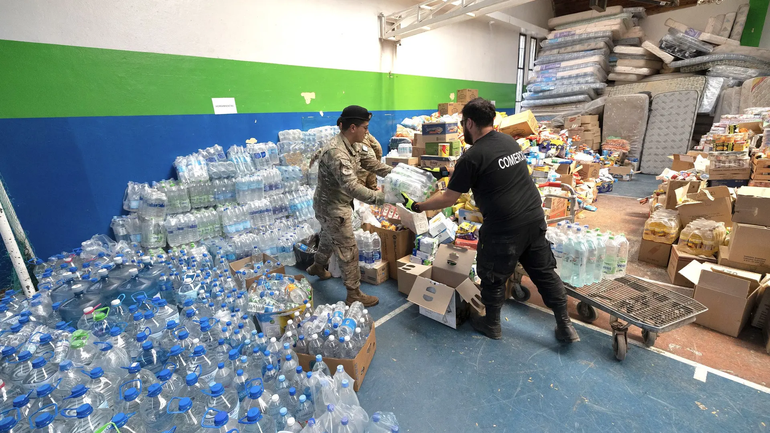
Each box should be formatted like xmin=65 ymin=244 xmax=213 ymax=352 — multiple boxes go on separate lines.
xmin=642 ymin=330 xmax=657 ymax=347
xmin=612 ymin=333 xmax=627 ymax=361
xmin=576 ymin=302 xmax=598 ymax=323
xmin=511 ymin=284 xmax=531 ymax=302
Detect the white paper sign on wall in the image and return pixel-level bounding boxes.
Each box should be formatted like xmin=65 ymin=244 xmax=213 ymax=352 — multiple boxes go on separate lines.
xmin=212 ymin=98 xmax=237 ymax=114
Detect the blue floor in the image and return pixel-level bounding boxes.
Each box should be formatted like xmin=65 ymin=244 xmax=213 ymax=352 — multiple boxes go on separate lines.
xmin=606 ymin=173 xmax=660 ymax=199
xmin=289 ymin=267 xmax=770 ymax=432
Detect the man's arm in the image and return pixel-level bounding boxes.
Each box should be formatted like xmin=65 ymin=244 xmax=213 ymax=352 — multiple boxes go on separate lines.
xmin=416 ymin=189 xmax=462 ymax=211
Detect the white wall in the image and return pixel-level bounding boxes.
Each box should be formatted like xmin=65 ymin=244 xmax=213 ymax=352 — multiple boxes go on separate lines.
xmin=640 ymin=0 xmax=751 ymax=43
xmin=0 ymin=0 xmax=538 ymax=84
xmin=501 ymin=0 xmax=554 ymax=30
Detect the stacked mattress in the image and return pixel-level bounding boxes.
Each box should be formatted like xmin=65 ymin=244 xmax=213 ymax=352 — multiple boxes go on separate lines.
xmin=526 ymin=7 xmax=651 ymax=116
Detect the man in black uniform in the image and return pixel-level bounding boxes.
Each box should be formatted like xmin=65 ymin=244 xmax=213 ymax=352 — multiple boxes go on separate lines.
xmin=402 ymin=98 xmax=579 ymax=343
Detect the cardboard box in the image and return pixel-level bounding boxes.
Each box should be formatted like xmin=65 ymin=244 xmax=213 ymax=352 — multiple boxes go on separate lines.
xmin=558 ymin=174 xmax=576 ymax=187
xmin=420 ymin=155 xmax=459 ymax=169
xmin=729 ymin=223 xmax=770 ymax=270
xmin=751 ymin=277 xmax=770 ymax=328
xmin=664 ymin=180 xmax=704 ymax=210
xmin=362 ymin=223 xmax=415 ymax=280
xmin=360 ymin=261 xmax=389 ymax=285
xmin=638 ymin=239 xmax=673 ymax=267
xmin=676 ymin=186 xmax=733 ymax=227
xmin=668 ymin=245 xmax=716 ymax=288
xmin=608 ymin=165 xmax=633 ymax=181
xmin=229 ymin=254 xmax=286 ymax=288
xmin=690 ymin=265 xmax=763 ymax=337
xmin=454 ymin=238 xmax=478 ymax=250
xmin=718 ymin=245 xmax=770 ymax=275
xmin=499 ymin=111 xmax=538 ymax=138
xmin=580 ymin=115 xmax=599 ymax=125
xmin=406 ymin=244 xmax=484 ymax=329
xmin=438 ymin=102 xmax=464 ymax=116
xmin=554 ymin=161 xmax=577 ymax=175
xmin=385 ymin=156 xmax=419 ymax=167
xmin=422 ymin=122 xmax=459 ymax=140
xmin=297 ymin=325 xmax=376 ymax=392
xmin=707 ymin=167 xmax=752 ymax=180
xmin=412 ymin=146 xmax=426 ymax=158
xmin=565 ymin=115 xmax=582 ymax=129
xmin=412 ymin=133 xmax=426 ymax=148
xmin=425 ymin=141 xmax=462 ymax=157
xmin=254 ymin=274 xmax=312 ymax=338
xmin=395 ymin=204 xmax=429 ymax=235
xmin=733 ymin=187 xmax=770 ymax=226
xmin=457 ymin=89 xmax=479 ymax=104
xmin=578 ymin=162 xmax=601 ymax=180
xmin=671 ymin=154 xmax=696 ymax=171
xmin=396 ymin=256 xmax=432 ymax=295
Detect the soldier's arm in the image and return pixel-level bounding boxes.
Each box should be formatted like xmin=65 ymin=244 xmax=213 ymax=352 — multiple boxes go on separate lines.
xmin=365 ymin=133 xmax=383 ymax=159
xmin=329 ymin=150 xmax=385 ymax=205
xmin=359 ymin=146 xmax=393 ymax=178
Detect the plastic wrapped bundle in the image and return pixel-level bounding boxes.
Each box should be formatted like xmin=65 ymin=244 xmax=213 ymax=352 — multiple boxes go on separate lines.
xmin=523 ymin=83 xmax=606 ymax=100
xmin=174 ymin=154 xmax=210 ymax=183
xmin=643 ymin=209 xmax=680 ymax=244
xmin=522 ymin=94 xmax=592 ymax=108
xmin=707 ymin=65 xmax=770 ymax=81
xmin=659 ymin=29 xmax=713 ymax=60
xmin=678 ymin=219 xmax=726 ymax=257
xmin=535 ymin=48 xmax=610 ymax=65
xmin=540 ymin=31 xmax=614 ymax=50
xmin=527 ymin=77 xmax=606 ymax=93
xmin=123 ymin=181 xmax=150 ymax=212
xmin=529 ymin=65 xmax=607 ymax=84
xmin=383 ymin=164 xmax=436 ymax=204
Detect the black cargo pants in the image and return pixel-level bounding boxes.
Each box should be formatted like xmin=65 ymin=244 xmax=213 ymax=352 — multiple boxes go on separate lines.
xmin=477 ymin=219 xmax=567 ymax=310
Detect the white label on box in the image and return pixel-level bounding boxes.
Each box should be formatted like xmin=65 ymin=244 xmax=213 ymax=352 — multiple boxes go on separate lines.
xmin=212 ymin=97 xmax=237 ymax=114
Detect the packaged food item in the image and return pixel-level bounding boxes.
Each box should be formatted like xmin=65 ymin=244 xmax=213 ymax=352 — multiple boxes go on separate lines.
xmin=642 ymin=209 xmax=680 ymax=244
xmin=678 ymin=218 xmax=726 ymax=256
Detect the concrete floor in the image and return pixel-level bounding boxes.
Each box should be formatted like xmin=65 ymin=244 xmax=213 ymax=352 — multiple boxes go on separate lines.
xmin=285 ymin=174 xmax=770 ymax=431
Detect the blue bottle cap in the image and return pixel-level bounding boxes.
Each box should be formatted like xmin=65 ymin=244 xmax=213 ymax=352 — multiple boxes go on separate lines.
xmin=214 ymin=411 xmax=229 ymax=427
xmin=179 ymin=397 xmax=193 ymax=412
xmin=280 ymin=407 xmax=287 ymax=416
xmin=111 ymin=413 xmax=128 ymax=427
xmin=34 ymin=412 xmax=55 ymax=428
xmin=123 ymin=387 xmax=139 ymax=401
xmin=147 ymin=383 xmax=163 ymax=397
xmin=13 ymin=394 xmax=29 ymax=407
xmin=141 ymin=341 xmax=153 ymax=350
xmin=70 ymin=384 xmax=88 ymax=398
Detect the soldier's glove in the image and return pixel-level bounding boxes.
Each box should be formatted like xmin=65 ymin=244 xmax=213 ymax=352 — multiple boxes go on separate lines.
xmin=422 ymin=166 xmax=450 ymax=180
xmin=401 ymin=192 xmax=421 ymax=213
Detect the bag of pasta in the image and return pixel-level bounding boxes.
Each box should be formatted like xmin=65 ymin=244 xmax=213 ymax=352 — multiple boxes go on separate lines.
xmin=678 ymin=218 xmax=726 ymax=256
xmin=643 ymin=209 xmax=680 ymax=244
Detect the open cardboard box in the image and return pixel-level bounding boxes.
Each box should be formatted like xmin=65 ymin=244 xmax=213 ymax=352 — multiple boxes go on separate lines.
xmin=664 ymin=180 xmax=704 ymax=210
xmin=362 ymin=223 xmax=415 ymax=280
xmin=679 ymin=262 xmax=763 ymax=337
xmin=406 ymin=244 xmax=484 ymax=329
xmin=253 ymin=274 xmax=311 ymax=338
xmin=733 ymin=187 xmax=770 ymax=226
xmin=297 ymin=326 xmax=376 ymax=392
xmin=675 ymin=186 xmax=733 ymax=227
xmin=396 ymin=204 xmax=429 ymax=235
xmin=397 ymin=256 xmax=432 ymax=295
xmin=728 ymin=223 xmax=770 ymax=272
xmin=229 ymin=253 xmax=286 ymax=289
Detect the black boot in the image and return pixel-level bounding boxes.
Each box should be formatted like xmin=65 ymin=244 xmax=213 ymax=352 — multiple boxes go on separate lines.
xmin=553 ymin=306 xmax=580 ymax=343
xmin=470 ymin=306 xmax=502 ymax=340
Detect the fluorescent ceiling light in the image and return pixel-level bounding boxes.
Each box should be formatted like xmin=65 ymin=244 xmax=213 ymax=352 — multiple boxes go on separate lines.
xmin=422 ymin=26 xmax=431 ymax=30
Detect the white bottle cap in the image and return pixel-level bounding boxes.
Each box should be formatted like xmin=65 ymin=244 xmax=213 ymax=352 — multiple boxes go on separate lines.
xmin=111 ymin=299 xmax=120 ymax=306
xmin=83 ymin=307 xmax=94 ymax=314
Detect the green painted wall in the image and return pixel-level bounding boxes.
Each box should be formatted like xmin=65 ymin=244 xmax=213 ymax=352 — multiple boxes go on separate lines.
xmin=741 ymin=0 xmax=769 ymax=47
xmin=0 ymin=40 xmax=516 ymax=119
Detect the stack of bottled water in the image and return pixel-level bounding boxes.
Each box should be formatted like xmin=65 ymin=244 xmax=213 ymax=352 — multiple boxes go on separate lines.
xmin=174 ymin=153 xmax=210 ymax=183
xmin=547 ymin=223 xmax=629 ymax=287
xmin=382 ymin=164 xmax=436 ymax=204
xmin=212 ymin=179 xmax=237 ymax=206
xmin=278 ymin=166 xmax=304 ymax=193
xmin=155 ymin=180 xmax=192 ymax=215
xmin=227 ymin=145 xmax=257 ymax=175
xmin=110 ymin=215 xmax=142 ymax=244
xmin=123 ymin=182 xmax=151 ymax=212
xmin=353 ymin=231 xmax=382 ymax=270
xmin=5 ymin=247 xmax=399 ymax=433
xmin=235 ymin=174 xmax=265 ymax=204
xmin=188 ymin=182 xmax=216 ymax=209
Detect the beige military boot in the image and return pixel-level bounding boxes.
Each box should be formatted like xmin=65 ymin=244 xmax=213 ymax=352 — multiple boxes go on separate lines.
xmin=346 ymin=288 xmax=379 ymax=307
xmin=307 ymin=263 xmax=331 ymax=280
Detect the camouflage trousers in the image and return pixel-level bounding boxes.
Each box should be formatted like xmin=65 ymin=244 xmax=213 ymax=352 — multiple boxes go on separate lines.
xmin=313 ymin=214 xmax=360 ymax=291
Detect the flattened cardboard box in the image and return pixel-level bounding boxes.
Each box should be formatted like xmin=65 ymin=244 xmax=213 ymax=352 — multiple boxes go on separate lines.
xmin=407 ymin=244 xmax=484 ymax=329
xmin=297 ymin=326 xmax=376 ymax=392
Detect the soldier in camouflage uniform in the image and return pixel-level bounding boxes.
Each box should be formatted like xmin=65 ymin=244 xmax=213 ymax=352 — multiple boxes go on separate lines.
xmin=358 ymin=133 xmax=383 ymax=190
xmin=307 ymin=106 xmax=393 ymax=307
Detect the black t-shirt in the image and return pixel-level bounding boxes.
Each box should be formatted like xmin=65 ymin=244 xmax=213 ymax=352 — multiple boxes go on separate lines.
xmin=447 ymin=131 xmax=544 ymax=235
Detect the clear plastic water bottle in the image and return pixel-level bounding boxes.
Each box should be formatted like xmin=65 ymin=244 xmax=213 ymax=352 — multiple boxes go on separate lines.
xmin=61 ymin=403 xmax=113 ymax=433
xmin=583 ymin=231 xmax=597 ymax=286
xmin=202 ymin=383 xmax=240 ymax=421
xmin=593 ymin=232 xmax=606 ymax=284
xmin=104 ymin=411 xmax=146 ymax=433
xmin=137 ymin=383 xmax=172 ymax=431
xmin=603 ymin=236 xmax=619 ymax=279
xmin=569 ymin=228 xmax=587 ymax=287
xmin=614 ymin=234 xmax=629 ymax=278
xmin=237 ymin=407 xmax=276 ymax=433
xmin=311 ymin=355 xmax=330 ymax=377
xmin=166 ymin=397 xmax=203 ymax=432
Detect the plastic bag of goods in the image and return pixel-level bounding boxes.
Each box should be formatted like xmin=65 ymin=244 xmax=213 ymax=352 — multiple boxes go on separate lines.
xmin=383 ymin=163 xmax=436 ymax=204
xmin=678 ymin=218 xmax=726 ymax=256
xmin=643 ymin=209 xmax=680 ymax=244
